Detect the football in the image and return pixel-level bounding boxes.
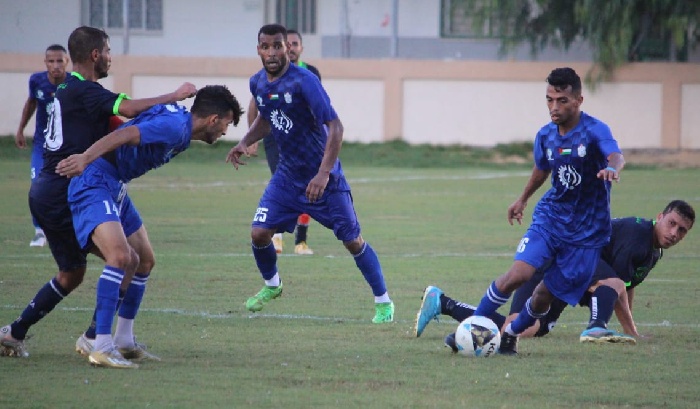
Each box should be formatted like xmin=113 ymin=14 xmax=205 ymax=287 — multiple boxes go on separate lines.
xmin=454 ymin=316 xmax=501 ymax=357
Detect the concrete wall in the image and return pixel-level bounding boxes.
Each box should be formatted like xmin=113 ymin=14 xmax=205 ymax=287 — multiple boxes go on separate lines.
xmin=1 ymin=53 xmax=698 ymax=149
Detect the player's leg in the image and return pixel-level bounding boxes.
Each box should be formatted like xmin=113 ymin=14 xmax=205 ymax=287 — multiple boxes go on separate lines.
xmin=502 ymin=268 xmax=548 ymax=338
xmin=28 ymin=147 xmax=45 ymax=247
xmin=246 ymin=182 xmax=298 ymax=312
xmin=294 ymin=213 xmax=313 ymax=255
xmin=580 ymin=276 xmax=635 ymax=344
xmin=262 ymin=135 xmax=285 ymax=253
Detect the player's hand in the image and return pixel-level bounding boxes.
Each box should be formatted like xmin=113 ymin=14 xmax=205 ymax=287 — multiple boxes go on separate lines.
xmin=55 ymin=154 xmax=89 ymax=178
xmin=225 ymin=143 xmax=249 ymax=170
xmin=174 ymin=82 xmax=197 ymax=101
xmin=306 ymin=171 xmax=330 ymax=203
xmin=507 ymin=199 xmax=527 ymax=225
xmin=597 ymin=166 xmax=620 ymax=182
xmin=14 ymin=131 xmax=27 ymax=149
xmin=247 ymin=141 xmax=260 ymax=157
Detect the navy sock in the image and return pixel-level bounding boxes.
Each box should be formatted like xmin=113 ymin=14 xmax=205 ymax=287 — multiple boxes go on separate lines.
xmin=510 ymin=298 xmax=549 ymax=335
xmin=587 ymin=285 xmax=618 ymax=329
xmin=252 ymin=242 xmax=278 ymax=281
xmin=443 ymin=295 xmax=506 ymax=329
xmin=11 ymin=278 xmax=68 ymax=340
xmin=295 ymin=224 xmax=308 ymax=244
xmin=473 ymin=281 xmax=510 ymax=317
xmin=353 ymin=242 xmax=387 ymax=296
xmin=119 ymin=273 xmax=148 ymax=319
xmin=95 ymin=266 xmax=124 ymax=335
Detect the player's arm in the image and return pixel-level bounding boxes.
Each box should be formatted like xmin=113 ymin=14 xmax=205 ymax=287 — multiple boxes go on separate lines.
xmin=15 ymin=96 xmax=37 ymax=149
xmin=626 ymin=286 xmax=635 ymax=311
xmin=305 ymin=117 xmax=343 ymax=203
xmin=613 ymin=285 xmax=639 ymax=337
xmin=116 ymin=82 xmax=196 ymax=118
xmin=508 ymin=166 xmax=550 ymax=225
xmin=245 ymin=97 xmax=260 ymax=156
xmin=226 ymin=114 xmax=271 ymax=169
xmin=55 ymin=125 xmax=141 ymax=177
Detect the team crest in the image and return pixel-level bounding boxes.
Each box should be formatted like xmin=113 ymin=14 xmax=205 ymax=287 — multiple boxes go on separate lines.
xmin=557 ymin=164 xmax=582 ymax=190
xmin=270 ymin=109 xmax=293 ymax=134
xmin=284 ymin=92 xmax=292 ymax=103
xmin=577 ymin=144 xmax=587 ymax=157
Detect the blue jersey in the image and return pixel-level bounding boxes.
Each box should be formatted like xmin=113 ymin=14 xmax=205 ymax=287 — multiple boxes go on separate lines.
xmin=250 ymin=64 xmax=343 ymax=190
xmin=43 ymin=72 xmax=121 ymax=179
xmin=114 ymin=104 xmax=192 ymax=183
xmin=531 ymin=111 xmax=621 ymax=247
xmin=28 ymin=71 xmax=66 ymax=148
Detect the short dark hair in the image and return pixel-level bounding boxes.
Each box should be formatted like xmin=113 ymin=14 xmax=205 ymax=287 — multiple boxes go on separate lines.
xmin=663 ymin=200 xmax=695 ymax=226
xmin=67 ymin=26 xmax=109 ymax=63
xmin=46 ymin=44 xmax=67 ymax=53
xmin=287 ymin=29 xmax=302 ymax=43
xmin=191 ymin=85 xmax=244 ymax=126
xmin=546 ymin=67 xmax=582 ymax=95
xmin=258 ymin=24 xmax=287 ymax=42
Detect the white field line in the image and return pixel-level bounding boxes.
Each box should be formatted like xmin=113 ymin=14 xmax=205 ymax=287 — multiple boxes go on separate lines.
xmin=0 ymin=304 xmax=698 ymax=328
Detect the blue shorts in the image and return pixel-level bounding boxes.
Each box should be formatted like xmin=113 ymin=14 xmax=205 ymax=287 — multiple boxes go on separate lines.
xmin=68 ymin=159 xmax=143 ymax=250
xmin=253 ymin=174 xmax=361 ymax=242
xmin=514 ymin=225 xmax=601 ymax=305
xmin=29 ymin=174 xmax=88 ymax=272
xmin=30 ymin=144 xmax=43 ymax=181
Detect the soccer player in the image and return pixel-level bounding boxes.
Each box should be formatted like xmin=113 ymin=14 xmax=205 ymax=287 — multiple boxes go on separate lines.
xmin=52 ymin=85 xmax=243 ymax=368
xmin=15 ymin=44 xmax=70 ymax=247
xmin=414 ymin=200 xmax=695 ymax=348
xmin=465 ymin=67 xmax=625 ymax=355
xmin=247 ymin=29 xmax=320 ymax=256
xmin=226 ymin=24 xmax=394 ymax=323
xmin=0 ymin=26 xmax=195 ymax=360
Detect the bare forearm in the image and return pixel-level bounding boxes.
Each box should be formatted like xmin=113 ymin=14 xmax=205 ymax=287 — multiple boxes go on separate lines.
xmin=240 ymin=116 xmax=271 ymax=147
xmin=319 ymin=119 xmax=343 ymax=173
xmin=519 ymin=167 xmax=549 ymax=201
xmin=83 ymin=126 xmax=141 ymax=165
xmin=17 ymin=99 xmax=37 ymax=132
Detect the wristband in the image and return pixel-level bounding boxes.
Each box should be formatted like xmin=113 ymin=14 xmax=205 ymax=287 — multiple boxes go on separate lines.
xmin=605 ymin=167 xmax=616 ymax=172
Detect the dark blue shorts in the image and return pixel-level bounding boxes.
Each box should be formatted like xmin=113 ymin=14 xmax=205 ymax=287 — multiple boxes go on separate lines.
xmin=514 ymin=225 xmax=601 ymax=305
xmin=68 ymin=160 xmax=143 ymax=249
xmin=253 ymin=175 xmax=361 ymax=242
xmin=29 ymin=174 xmax=88 ymax=272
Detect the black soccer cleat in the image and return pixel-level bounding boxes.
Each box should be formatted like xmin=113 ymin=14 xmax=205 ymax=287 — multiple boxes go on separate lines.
xmin=498 ymin=332 xmax=518 ymax=355
xmin=444 ymin=332 xmax=458 ymax=353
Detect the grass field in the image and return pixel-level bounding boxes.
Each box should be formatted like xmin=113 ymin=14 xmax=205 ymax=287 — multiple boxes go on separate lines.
xmin=0 ymin=141 xmax=698 ymax=408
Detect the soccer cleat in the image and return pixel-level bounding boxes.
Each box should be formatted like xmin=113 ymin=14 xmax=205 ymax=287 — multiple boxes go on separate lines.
xmin=605 ymin=331 xmax=637 ymax=345
xmin=88 ymin=348 xmax=139 ymax=369
xmin=294 ymin=242 xmax=314 ymax=255
xmin=245 ymin=283 xmax=283 ymax=312
xmin=75 ymin=333 xmax=94 ymax=356
xmin=372 ymin=301 xmax=395 ymax=324
xmin=0 ymin=326 xmax=29 ymax=358
xmin=118 ymin=338 xmax=162 ymax=361
xmin=579 ymin=327 xmax=616 ymax=343
xmin=498 ymin=332 xmax=518 ymax=355
xmin=444 ymin=332 xmax=458 ymax=353
xmin=29 ymin=231 xmax=46 ymax=247
xmin=414 ymin=286 xmax=443 ymax=337
xmin=272 ymin=234 xmax=284 ymax=254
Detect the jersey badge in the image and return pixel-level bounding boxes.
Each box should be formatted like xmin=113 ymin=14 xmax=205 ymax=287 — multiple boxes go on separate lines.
xmin=557 ymin=164 xmax=581 ymax=190
xmin=284 ymin=92 xmax=292 ymax=104
xmin=270 ymin=109 xmax=293 ymax=134
xmin=257 ymin=95 xmax=264 ymax=107
xmin=269 ymin=93 xmax=279 ymax=100
xmin=559 ymin=147 xmax=572 ymax=155
xmin=577 ymin=143 xmax=587 ymax=157
xmin=547 ymin=148 xmax=553 ymax=161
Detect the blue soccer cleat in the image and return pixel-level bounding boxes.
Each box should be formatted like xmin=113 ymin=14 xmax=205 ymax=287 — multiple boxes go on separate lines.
xmin=414 ymin=286 xmax=443 ymax=337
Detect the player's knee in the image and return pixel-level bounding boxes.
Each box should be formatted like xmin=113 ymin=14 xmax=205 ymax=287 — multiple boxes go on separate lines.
xmin=56 ymin=268 xmax=86 ymax=292
xmin=343 ymin=236 xmax=364 ymax=255
xmin=599 ymin=278 xmax=625 ymax=296
xmin=136 ymin=249 xmax=155 ymax=273
xmin=251 ymin=227 xmax=274 ymax=247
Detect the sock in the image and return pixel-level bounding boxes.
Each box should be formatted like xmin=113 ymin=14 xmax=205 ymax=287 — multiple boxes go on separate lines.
xmin=509 ymin=298 xmax=549 ymax=335
xmin=265 ymin=273 xmax=281 ymax=287
xmin=253 ymin=242 xmax=278 ymax=281
xmin=587 ymin=285 xmax=618 ymax=329
xmin=473 ymin=281 xmax=510 ymax=317
xmin=95 ymin=266 xmax=124 ymax=337
xmin=9 ymin=277 xmax=68 ymax=340
xmin=353 ymin=242 xmax=388 ymax=297
xmin=114 ymin=272 xmax=148 ymax=347
xmin=295 ymin=214 xmax=310 ymax=244
xmin=443 ymin=295 xmax=507 ymax=329
xmin=85 ymin=288 xmax=125 ymax=339
xmin=374 ymin=293 xmax=391 ymax=303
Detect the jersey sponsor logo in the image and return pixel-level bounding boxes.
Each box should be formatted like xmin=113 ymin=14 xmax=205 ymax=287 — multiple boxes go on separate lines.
xmin=44 ymin=100 xmax=64 ymax=151
xmin=547 ymin=148 xmax=553 ymax=160
xmin=257 ymin=95 xmax=264 ymax=107
xmin=577 ymin=143 xmax=587 ymax=157
xmin=284 ymin=92 xmax=292 ymax=103
xmin=557 ymin=164 xmax=582 ymax=190
xmin=270 ymin=109 xmax=293 ymax=134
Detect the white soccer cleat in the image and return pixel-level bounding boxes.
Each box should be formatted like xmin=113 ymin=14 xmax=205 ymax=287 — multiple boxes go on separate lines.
xmin=272 ymin=233 xmax=284 ymax=254
xmin=75 ymin=333 xmax=94 ymax=356
xmin=88 ymin=348 xmax=139 ymax=369
xmin=29 ymin=231 xmax=46 ymax=247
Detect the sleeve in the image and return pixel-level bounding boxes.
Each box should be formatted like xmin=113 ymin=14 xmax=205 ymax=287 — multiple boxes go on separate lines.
xmin=593 ymin=122 xmax=622 ymax=158
xmin=28 ymin=74 xmax=38 ymax=100
xmin=300 ymin=74 xmax=337 ymax=124
xmin=135 ymin=109 xmax=188 ymax=146
xmin=533 ymin=131 xmax=550 ymax=171
xmin=80 ymin=82 xmax=121 ymax=118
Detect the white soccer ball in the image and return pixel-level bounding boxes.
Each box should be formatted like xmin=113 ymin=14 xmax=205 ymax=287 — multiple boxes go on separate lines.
xmin=454 ymin=316 xmax=501 ymax=357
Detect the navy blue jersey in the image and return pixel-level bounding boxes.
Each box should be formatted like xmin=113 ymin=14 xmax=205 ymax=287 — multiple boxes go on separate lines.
xmin=43 ymin=72 xmax=122 ymax=178
xmin=113 ymin=104 xmax=192 ymax=182
xmin=298 ymin=61 xmax=321 ymax=81
xmin=532 ymin=111 xmax=622 ymax=246
xmin=250 ymin=64 xmax=342 ymax=190
xmin=28 ymin=71 xmax=67 ymax=147
xmin=601 ymin=217 xmax=661 ymax=288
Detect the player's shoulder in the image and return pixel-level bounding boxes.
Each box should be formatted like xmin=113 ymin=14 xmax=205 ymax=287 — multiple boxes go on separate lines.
xmin=613 ymin=217 xmax=653 ymax=233
xmin=580 ymin=112 xmax=612 ymax=135
xmin=29 ymin=71 xmax=47 ymax=82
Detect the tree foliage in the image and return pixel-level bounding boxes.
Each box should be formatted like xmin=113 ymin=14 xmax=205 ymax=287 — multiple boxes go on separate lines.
xmin=459 ymin=0 xmax=700 ymax=84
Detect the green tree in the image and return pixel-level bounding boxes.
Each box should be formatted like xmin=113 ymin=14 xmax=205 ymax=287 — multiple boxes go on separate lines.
xmin=458 ymin=0 xmax=700 ymax=84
